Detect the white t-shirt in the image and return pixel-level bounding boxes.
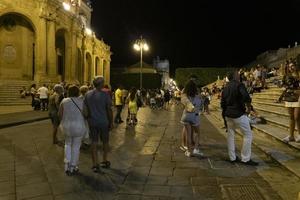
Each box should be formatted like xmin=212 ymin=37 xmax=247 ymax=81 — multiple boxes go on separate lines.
xmin=37 ymin=86 xmax=49 ymax=99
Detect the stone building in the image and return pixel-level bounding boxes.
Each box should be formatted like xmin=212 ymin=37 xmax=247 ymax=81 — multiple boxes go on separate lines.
xmin=0 ymin=0 xmax=111 ymax=85
xmin=245 ymin=42 xmax=300 ymax=70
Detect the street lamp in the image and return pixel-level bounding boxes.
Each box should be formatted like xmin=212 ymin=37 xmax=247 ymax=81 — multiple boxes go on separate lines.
xmin=133 ymin=36 xmax=149 ymax=89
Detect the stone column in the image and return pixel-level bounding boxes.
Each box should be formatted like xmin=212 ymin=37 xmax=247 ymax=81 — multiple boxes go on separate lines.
xmin=104 ymin=60 xmax=110 ymax=85
xmin=81 ymin=34 xmax=86 ymax=84
xmin=35 ymin=18 xmax=47 ymax=82
xmin=47 ymin=20 xmax=57 ymax=78
xmin=100 ymin=58 xmax=104 ymax=76
xmin=69 ymin=30 xmax=78 ymax=82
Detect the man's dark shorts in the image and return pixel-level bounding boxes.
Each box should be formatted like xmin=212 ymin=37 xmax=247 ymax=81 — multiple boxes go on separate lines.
xmin=89 ymin=125 xmax=109 ymax=143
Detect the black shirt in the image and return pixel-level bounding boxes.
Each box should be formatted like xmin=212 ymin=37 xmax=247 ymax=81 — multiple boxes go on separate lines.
xmin=221 ymin=80 xmax=251 ymax=118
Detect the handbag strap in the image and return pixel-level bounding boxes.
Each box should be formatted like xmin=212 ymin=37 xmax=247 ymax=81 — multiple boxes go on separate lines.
xmin=70 ymin=97 xmax=83 ymax=116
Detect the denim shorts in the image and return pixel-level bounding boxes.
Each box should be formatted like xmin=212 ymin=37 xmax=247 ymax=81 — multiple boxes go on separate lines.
xmin=180 ymin=112 xmax=200 ymax=127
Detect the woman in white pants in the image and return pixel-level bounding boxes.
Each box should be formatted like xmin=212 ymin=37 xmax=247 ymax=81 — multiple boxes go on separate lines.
xmin=59 ymin=85 xmax=87 ymax=176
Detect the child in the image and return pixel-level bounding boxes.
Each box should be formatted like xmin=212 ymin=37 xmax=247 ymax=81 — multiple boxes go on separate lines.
xmin=126 ymin=87 xmax=138 ymax=126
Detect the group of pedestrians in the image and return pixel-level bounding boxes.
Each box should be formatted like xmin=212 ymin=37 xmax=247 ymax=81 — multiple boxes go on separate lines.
xmin=44 ymin=69 xmax=263 ymax=176
xmin=48 ymin=76 xmax=113 ymax=175
xmin=180 ymin=73 xmax=259 ymax=166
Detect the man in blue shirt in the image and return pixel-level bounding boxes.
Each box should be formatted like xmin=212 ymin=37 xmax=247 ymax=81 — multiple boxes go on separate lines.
xmin=83 ymin=76 xmax=113 ymax=172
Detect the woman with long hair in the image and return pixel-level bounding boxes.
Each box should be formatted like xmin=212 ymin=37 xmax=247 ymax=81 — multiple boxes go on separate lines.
xmin=180 ymin=80 xmax=203 ymax=157
xmin=48 ymin=84 xmax=64 ymax=144
xmin=283 ymin=61 xmax=300 ymax=142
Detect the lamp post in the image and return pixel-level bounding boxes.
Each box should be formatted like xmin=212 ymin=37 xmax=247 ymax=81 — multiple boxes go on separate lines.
xmin=134 ymin=36 xmax=149 ymax=89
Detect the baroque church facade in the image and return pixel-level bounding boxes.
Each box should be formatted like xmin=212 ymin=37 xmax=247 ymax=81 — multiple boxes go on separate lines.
xmin=0 ymin=0 xmax=111 ymax=85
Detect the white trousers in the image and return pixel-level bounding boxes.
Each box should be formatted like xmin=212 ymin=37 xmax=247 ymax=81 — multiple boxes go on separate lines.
xmin=226 ymin=115 xmax=252 ymax=162
xmin=64 ymin=136 xmax=83 ymax=171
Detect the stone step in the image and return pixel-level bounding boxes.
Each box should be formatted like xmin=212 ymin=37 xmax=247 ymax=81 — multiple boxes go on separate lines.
xmin=210 ymin=100 xmax=293 ymax=132
xmin=252 ymin=101 xmax=285 ymax=108
xmin=255 ymin=110 xmax=294 ymax=131
xmin=206 ymin=112 xmax=300 ymax=179
xmin=252 ymin=96 xmax=279 ymax=102
xmin=253 ymin=104 xmax=288 ymax=117
xmin=252 ymin=91 xmax=283 ymax=96
xmin=209 ymin=105 xmax=300 ymax=150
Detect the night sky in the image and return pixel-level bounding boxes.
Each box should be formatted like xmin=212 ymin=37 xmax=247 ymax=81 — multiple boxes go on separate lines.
xmin=91 ymin=0 xmax=300 ymax=73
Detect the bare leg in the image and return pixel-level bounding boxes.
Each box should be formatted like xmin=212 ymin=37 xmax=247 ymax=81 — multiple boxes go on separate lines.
xmin=295 ymin=107 xmax=300 ymax=137
xmin=53 ymin=126 xmax=58 ymax=144
xmin=289 ymin=108 xmax=295 ymax=139
xmin=192 ymin=125 xmax=200 ymax=149
xmin=91 ymin=143 xmax=98 ymax=166
xmin=185 ymin=124 xmax=192 ymax=152
xmin=103 ymin=142 xmax=109 ymax=162
xmin=181 ymin=126 xmax=187 ymax=147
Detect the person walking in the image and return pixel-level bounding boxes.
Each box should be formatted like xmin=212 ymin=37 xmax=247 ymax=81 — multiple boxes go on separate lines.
xmin=221 ymin=70 xmax=258 ymax=166
xmin=48 ymin=84 xmax=64 ymax=144
xmin=180 ymin=80 xmax=203 ymax=157
xmin=59 ymin=85 xmax=88 ymax=175
xmin=83 ymin=76 xmax=113 ymax=173
xmin=114 ymin=85 xmax=124 ymax=124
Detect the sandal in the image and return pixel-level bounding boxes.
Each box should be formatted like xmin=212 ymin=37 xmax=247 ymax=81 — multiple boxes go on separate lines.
xmin=65 ymin=170 xmax=72 ymax=176
xmin=100 ymin=161 xmax=111 ymax=168
xmin=91 ymin=165 xmax=104 ymax=174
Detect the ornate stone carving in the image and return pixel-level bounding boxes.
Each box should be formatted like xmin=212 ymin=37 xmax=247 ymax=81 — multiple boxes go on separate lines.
xmin=2 ymin=45 xmax=17 ymax=64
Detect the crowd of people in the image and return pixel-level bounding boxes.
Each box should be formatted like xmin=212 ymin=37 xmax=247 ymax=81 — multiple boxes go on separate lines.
xmin=20 ymin=59 xmax=300 ymax=175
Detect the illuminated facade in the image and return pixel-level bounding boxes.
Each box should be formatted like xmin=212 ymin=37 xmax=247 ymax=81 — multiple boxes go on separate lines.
xmin=0 ymin=0 xmax=111 ymax=85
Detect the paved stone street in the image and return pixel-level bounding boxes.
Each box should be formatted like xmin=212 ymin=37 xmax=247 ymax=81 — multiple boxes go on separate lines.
xmin=0 ymin=105 xmax=299 ymax=200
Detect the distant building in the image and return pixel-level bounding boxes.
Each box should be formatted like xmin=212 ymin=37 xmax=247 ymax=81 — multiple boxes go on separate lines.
xmin=125 ymin=62 xmax=157 ymax=74
xmin=245 ymin=43 xmax=300 ymax=69
xmin=153 ymin=57 xmax=170 ymax=89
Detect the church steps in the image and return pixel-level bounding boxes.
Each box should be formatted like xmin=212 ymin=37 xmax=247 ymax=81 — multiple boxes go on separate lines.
xmin=0 ymin=80 xmax=33 ymax=105
xmin=207 ymin=112 xmax=300 ymax=178
xmin=252 ymin=92 xmax=283 ymax=97
xmin=208 ymin=76 xmax=300 ymax=177
xmin=251 ymin=101 xmax=285 ymax=108
xmin=252 ymin=96 xmax=279 ymax=103
xmin=252 ymin=103 xmax=287 ymax=115
xmin=209 ymin=104 xmax=300 ymax=150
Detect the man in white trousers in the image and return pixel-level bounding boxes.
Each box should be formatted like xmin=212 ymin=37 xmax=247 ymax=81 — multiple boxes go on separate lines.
xmin=221 ymin=71 xmax=258 ymax=166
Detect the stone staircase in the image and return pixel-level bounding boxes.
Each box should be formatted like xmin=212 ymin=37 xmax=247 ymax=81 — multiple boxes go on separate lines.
xmin=208 ymin=77 xmax=300 ymax=177
xmin=0 ymin=80 xmax=32 ymax=106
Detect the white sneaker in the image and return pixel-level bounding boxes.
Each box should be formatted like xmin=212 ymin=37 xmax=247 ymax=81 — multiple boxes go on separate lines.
xmin=185 ymin=151 xmax=191 ymax=157
xmin=283 ymin=136 xmax=295 ymax=143
xmin=192 ymin=149 xmax=204 ymax=156
xmin=180 ymin=145 xmax=188 ymax=152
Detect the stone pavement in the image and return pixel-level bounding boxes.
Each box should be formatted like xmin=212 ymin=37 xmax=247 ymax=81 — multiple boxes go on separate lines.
xmin=0 ymin=105 xmax=32 ymax=115
xmin=0 ymin=105 xmax=299 ymax=200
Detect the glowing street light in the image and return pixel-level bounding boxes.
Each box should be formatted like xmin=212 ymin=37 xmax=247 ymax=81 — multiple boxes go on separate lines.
xmin=133 ymin=36 xmax=149 ymax=89
xmin=62 ymin=2 xmax=71 ymax=11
